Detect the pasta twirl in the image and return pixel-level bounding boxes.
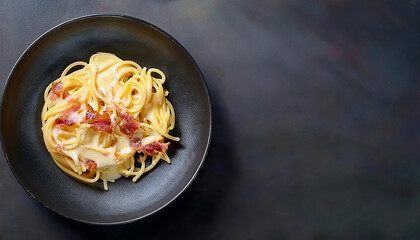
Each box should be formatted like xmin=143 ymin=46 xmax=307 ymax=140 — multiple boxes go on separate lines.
xmin=41 ymin=53 xmax=179 ymax=190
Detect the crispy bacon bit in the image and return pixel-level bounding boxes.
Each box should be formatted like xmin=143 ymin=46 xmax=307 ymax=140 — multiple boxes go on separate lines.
xmin=50 ymin=82 xmax=70 ymax=102
xmin=63 ymin=90 xmax=71 ymax=101
xmin=52 ymin=82 xmax=63 ymax=94
xmin=129 ymin=137 xmax=142 ymax=150
xmin=143 ymin=141 xmax=170 ymax=155
xmin=118 ymin=111 xmax=140 ymax=136
xmin=129 ymin=138 xmax=169 ymax=155
xmin=85 ymin=159 xmax=97 ymax=172
xmin=55 ymin=104 xmax=81 ymax=126
xmin=85 ymin=105 xmax=113 ymax=133
xmin=49 ymin=92 xmax=60 ymax=101
xmin=85 ymin=105 xmax=97 ymax=122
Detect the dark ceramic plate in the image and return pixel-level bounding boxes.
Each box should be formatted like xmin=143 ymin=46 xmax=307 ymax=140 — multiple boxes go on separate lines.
xmin=0 ymin=15 xmax=211 ymax=224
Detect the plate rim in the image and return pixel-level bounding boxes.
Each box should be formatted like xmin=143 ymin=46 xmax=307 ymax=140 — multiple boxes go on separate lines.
xmin=0 ymin=14 xmax=212 ymax=225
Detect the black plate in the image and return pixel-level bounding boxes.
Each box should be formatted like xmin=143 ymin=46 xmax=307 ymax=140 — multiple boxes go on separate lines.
xmin=0 ymin=15 xmax=211 ymax=224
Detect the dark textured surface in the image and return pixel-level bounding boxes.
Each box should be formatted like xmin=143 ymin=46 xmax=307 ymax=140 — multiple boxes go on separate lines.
xmin=1 ymin=0 xmax=420 ymax=239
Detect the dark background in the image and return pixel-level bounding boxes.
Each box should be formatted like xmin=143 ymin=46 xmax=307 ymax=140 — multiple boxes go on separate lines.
xmin=1 ymin=0 xmax=420 ymax=239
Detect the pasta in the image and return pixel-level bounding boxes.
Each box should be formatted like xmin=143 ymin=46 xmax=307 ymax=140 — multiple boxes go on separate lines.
xmin=41 ymin=53 xmax=179 ymax=190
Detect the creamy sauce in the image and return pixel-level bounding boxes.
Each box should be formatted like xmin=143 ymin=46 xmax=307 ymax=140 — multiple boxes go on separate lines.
xmin=141 ymin=131 xmax=162 ymax=145
xmin=141 ymin=93 xmax=158 ymax=121
xmin=115 ymin=135 xmax=134 ymax=156
xmin=101 ymin=166 xmax=122 ymax=181
xmin=91 ymin=53 xmax=132 ymax=111
xmin=72 ymin=127 xmax=123 ymax=180
xmin=53 ymin=53 xmax=165 ymax=182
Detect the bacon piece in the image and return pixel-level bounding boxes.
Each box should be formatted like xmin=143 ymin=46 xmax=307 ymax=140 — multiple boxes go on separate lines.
xmin=91 ymin=117 xmax=113 ymax=133
xmin=118 ymin=111 xmax=140 ymax=136
xmin=143 ymin=141 xmax=170 ymax=155
xmin=129 ymin=137 xmax=142 ymax=150
xmin=63 ymin=90 xmax=71 ymax=101
xmin=50 ymin=82 xmax=68 ymax=102
xmin=129 ymin=138 xmax=169 ymax=155
xmin=55 ymin=103 xmax=81 ymax=126
xmin=49 ymin=92 xmax=60 ymax=101
xmin=85 ymin=159 xmax=97 ymax=172
xmin=85 ymin=105 xmax=113 ymax=133
xmin=52 ymin=82 xmax=63 ymax=94
xmin=85 ymin=105 xmax=97 ymax=122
